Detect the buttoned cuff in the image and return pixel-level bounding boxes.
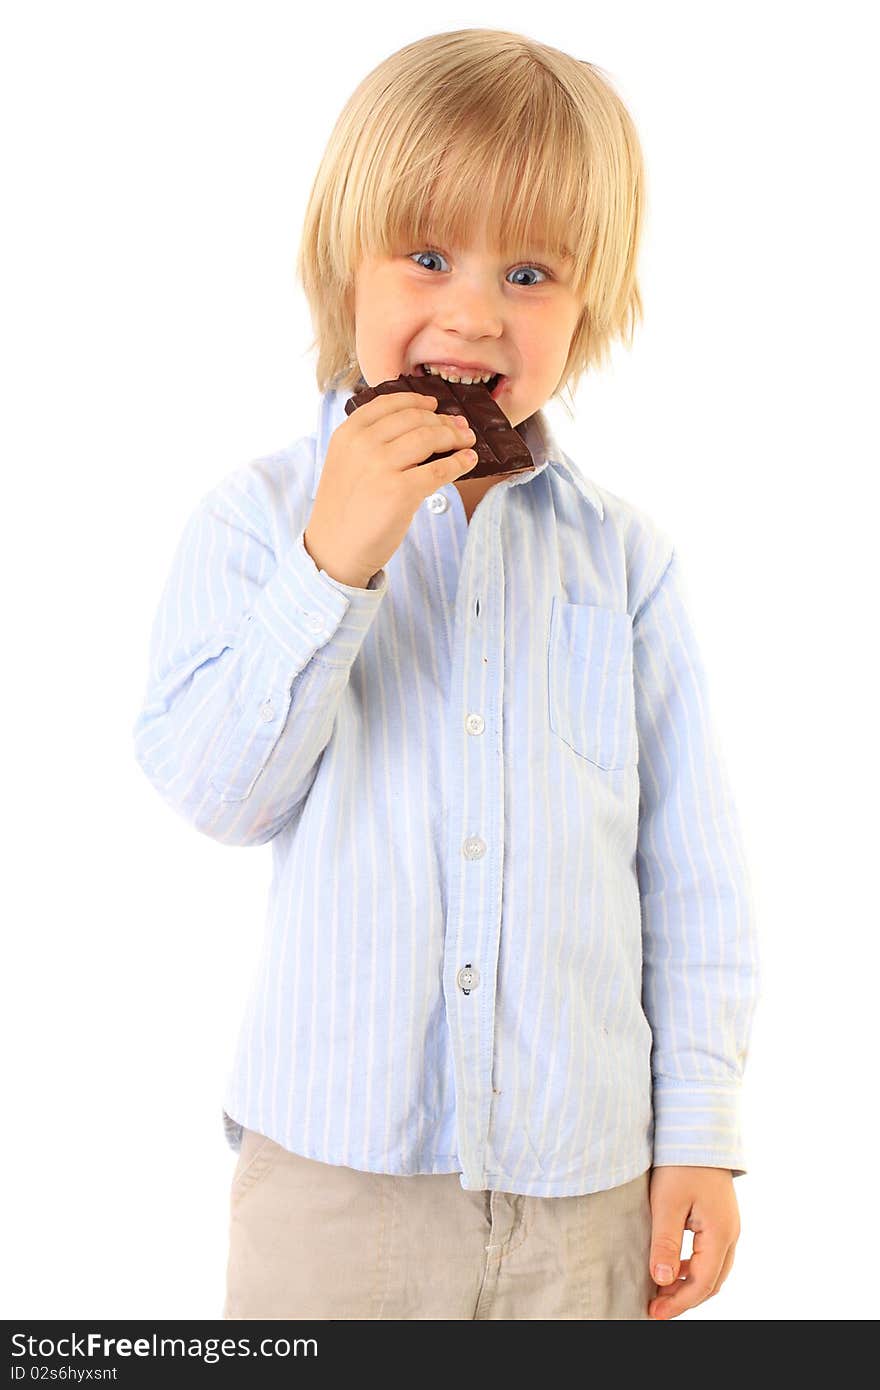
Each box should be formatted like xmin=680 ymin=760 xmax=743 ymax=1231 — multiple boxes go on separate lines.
xmin=244 ymin=527 xmax=387 ymax=670
xmin=206 ymin=529 xmax=387 ymax=803
xmin=651 ymin=1081 xmax=748 ymax=1176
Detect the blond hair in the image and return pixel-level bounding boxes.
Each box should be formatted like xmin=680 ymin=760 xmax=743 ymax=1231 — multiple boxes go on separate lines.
xmin=295 ymin=28 xmax=646 ymax=417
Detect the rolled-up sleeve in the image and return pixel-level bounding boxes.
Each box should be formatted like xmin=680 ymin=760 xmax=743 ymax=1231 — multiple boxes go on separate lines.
xmin=633 ymin=547 xmax=761 ymax=1175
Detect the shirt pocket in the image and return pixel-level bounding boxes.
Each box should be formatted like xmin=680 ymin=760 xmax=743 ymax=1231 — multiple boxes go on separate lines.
xmin=547 ymin=597 xmax=637 ymax=771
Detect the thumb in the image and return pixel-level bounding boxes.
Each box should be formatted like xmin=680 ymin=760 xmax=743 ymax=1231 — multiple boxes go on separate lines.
xmin=650 ymin=1222 xmax=683 ymax=1286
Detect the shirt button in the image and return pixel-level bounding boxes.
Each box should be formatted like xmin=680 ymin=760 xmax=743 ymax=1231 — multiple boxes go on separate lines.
xmin=306 ymin=613 xmax=325 ymax=633
xmin=259 ymin=699 xmax=275 ymax=722
xmin=462 ymin=835 xmax=486 ymax=860
xmin=426 ymin=492 xmax=449 ymax=513
xmin=457 ymin=964 xmax=480 ymax=993
xmin=465 ymin=713 xmax=485 ymax=735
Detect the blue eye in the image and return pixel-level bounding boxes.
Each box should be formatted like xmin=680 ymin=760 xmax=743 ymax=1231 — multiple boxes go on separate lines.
xmin=409 ymin=249 xmax=551 ymax=285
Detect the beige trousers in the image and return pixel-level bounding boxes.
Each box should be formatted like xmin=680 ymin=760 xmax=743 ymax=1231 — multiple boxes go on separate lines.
xmin=223 ymin=1126 xmax=657 ymax=1320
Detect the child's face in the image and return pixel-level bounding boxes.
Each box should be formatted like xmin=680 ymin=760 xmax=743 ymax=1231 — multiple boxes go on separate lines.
xmin=353 ymin=214 xmax=581 ymax=429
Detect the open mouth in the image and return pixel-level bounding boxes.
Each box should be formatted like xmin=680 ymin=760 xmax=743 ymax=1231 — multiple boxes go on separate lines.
xmin=413 ymin=363 xmax=507 ymax=401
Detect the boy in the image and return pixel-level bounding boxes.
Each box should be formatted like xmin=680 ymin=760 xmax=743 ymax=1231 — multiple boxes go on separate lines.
xmin=132 ymin=29 xmax=760 ymax=1320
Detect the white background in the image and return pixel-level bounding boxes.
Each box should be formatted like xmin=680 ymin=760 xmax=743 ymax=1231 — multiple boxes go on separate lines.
xmin=3 ymin=0 xmax=877 ymax=1321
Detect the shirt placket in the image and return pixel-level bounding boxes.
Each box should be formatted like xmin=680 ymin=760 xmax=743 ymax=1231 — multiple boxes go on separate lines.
xmin=442 ymin=486 xmax=508 ymax=1190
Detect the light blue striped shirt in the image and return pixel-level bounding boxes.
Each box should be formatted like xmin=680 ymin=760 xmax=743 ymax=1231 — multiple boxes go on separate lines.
xmin=132 ymin=381 xmax=761 ymax=1197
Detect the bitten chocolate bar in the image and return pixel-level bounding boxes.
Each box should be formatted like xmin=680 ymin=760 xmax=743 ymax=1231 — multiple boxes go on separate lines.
xmin=343 ymin=373 xmax=535 ymax=481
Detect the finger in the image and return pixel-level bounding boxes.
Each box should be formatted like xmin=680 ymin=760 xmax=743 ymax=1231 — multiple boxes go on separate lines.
xmin=649 ymin=1211 xmax=687 ymax=1288
xmin=355 ymin=391 xmax=440 ymax=427
xmin=406 ymin=446 xmax=480 ymax=502
xmin=690 ymin=1220 xmax=733 ymax=1294
xmin=390 ymin=415 xmax=477 ymax=469
xmin=649 ymin=1262 xmax=688 ymax=1311
xmin=648 ymin=1231 xmax=729 ymax=1319
xmin=379 ymin=411 xmax=475 ymax=462
xmin=706 ymin=1243 xmax=736 ymax=1299
xmin=655 ymin=1253 xmax=695 ymax=1282
xmin=648 ymin=1254 xmax=691 ymax=1302
xmin=359 ymin=398 xmax=443 ymax=443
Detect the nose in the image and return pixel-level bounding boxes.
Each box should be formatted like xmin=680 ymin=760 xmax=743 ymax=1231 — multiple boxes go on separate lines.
xmin=436 ymin=271 xmax=504 ymax=343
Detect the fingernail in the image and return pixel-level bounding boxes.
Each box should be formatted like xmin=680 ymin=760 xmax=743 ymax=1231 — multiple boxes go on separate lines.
xmin=453 ymin=415 xmax=469 ymax=428
xmin=655 ymin=1264 xmax=674 ymax=1283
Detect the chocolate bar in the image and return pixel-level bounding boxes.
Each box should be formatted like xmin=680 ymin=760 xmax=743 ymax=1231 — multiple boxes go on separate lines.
xmin=343 ymin=373 xmax=534 ymax=481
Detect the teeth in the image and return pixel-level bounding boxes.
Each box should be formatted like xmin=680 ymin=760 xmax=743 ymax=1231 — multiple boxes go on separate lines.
xmin=422 ymin=363 xmax=496 ymax=385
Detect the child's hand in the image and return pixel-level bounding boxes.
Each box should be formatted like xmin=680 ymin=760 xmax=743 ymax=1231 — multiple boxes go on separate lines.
xmin=647 ymin=1166 xmax=742 ymax=1319
xmin=304 ymin=391 xmax=479 ymax=587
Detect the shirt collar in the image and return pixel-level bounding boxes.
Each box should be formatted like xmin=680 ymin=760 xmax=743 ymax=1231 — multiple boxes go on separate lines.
xmin=310 ymin=381 xmax=605 ymax=522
